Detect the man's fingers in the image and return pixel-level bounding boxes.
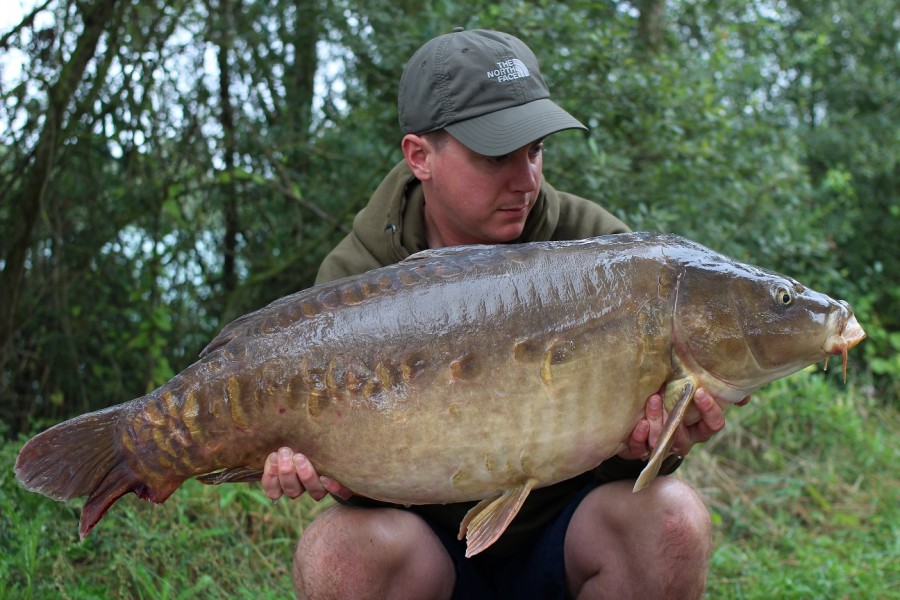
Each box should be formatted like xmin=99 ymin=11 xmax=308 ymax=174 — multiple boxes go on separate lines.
xmin=320 ymin=476 xmax=353 ymax=501
xmin=273 ymin=447 xmax=305 ymax=499
xmin=617 ymin=418 xmax=648 ymax=460
xmin=693 ymin=388 xmax=726 ymax=437
xmin=668 ymin=389 xmax=728 ymax=455
xmin=292 ymin=453 xmax=328 ymax=501
xmin=261 ymin=451 xmax=284 ymax=501
xmin=631 ymin=418 xmax=650 ymax=458
xmin=646 ymin=394 xmax=664 ymax=448
xmin=670 ymin=425 xmax=694 ymax=457
xmin=262 ymin=446 xmax=353 ymax=502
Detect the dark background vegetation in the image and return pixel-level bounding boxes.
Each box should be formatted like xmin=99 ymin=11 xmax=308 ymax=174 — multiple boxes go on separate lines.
xmin=0 ymin=0 xmax=897 ymax=597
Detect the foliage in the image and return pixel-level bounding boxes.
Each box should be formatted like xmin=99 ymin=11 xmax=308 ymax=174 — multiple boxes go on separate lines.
xmin=681 ymin=372 xmax=900 ymax=597
xmin=0 ymin=2 xmax=896 ymax=419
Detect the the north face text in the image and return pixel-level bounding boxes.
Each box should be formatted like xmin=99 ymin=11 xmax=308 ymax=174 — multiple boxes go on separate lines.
xmin=486 ymin=58 xmax=530 ymax=83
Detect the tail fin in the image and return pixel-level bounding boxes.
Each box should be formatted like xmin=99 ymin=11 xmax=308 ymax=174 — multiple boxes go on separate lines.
xmin=14 ymin=404 xmax=177 ymax=538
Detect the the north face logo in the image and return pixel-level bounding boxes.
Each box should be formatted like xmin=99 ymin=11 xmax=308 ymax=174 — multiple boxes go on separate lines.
xmin=486 ymin=58 xmax=530 ymax=83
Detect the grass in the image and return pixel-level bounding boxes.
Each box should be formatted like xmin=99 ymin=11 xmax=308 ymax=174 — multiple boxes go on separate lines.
xmin=2 ymin=370 xmax=898 ymax=599
xmin=0 ymin=451 xmax=330 ymax=599
xmin=681 ymin=372 xmax=900 ymax=598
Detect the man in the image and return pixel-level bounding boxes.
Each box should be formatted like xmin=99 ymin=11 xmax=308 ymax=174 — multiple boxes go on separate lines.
xmin=263 ymin=28 xmax=728 ymax=599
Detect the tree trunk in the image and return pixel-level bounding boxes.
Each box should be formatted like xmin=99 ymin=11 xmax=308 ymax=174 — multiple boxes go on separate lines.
xmin=637 ymin=0 xmax=666 ymax=53
xmin=215 ymin=0 xmax=240 ymax=293
xmin=0 ymin=0 xmax=122 ymax=390
xmin=285 ymin=0 xmax=321 ymax=174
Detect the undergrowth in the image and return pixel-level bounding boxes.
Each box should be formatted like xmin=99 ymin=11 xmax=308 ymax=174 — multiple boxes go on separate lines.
xmin=0 ymin=454 xmax=331 ymax=599
xmin=1 ymin=371 xmax=897 ymax=598
xmin=682 ymin=371 xmax=900 ymax=598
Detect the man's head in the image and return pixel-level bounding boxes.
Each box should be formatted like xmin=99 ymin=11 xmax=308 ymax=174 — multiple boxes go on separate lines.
xmin=398 ymin=28 xmax=586 ymax=156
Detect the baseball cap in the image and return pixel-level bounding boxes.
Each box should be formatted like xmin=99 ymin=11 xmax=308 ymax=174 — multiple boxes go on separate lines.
xmin=398 ymin=28 xmax=587 ymax=156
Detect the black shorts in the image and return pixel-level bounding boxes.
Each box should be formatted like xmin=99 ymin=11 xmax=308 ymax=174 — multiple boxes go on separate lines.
xmin=422 ymin=480 xmax=598 ymax=600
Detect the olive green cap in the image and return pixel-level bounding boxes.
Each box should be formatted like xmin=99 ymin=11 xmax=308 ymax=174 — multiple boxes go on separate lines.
xmin=398 ymin=28 xmax=587 ymax=155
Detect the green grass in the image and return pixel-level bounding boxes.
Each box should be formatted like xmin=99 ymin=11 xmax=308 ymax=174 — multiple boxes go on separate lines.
xmin=2 ymin=371 xmax=898 ymax=598
xmin=0 ymin=449 xmax=331 ymax=599
xmin=682 ymin=372 xmax=900 ymax=598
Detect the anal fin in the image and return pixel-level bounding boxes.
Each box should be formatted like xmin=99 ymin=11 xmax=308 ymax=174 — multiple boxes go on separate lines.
xmin=633 ymin=378 xmax=695 ymax=492
xmin=458 ymin=478 xmax=538 ymax=558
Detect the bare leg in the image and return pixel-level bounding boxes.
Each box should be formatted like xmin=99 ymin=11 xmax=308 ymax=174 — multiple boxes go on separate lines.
xmin=293 ymin=504 xmax=456 ymax=600
xmin=565 ymin=478 xmax=712 ymax=599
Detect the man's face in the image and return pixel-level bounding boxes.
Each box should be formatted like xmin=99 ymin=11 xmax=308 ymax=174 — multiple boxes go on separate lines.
xmin=422 ymin=134 xmax=544 ymax=247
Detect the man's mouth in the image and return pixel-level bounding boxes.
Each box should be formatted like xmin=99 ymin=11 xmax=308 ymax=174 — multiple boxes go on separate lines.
xmin=498 ymin=205 xmax=528 ymax=216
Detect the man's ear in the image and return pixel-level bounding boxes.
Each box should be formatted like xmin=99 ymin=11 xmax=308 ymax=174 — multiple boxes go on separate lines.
xmin=402 ymin=134 xmax=433 ymax=181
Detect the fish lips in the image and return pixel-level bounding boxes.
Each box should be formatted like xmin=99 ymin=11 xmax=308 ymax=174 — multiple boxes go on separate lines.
xmin=823 ymin=303 xmax=866 ymax=382
xmin=824 ymin=304 xmax=866 ymax=355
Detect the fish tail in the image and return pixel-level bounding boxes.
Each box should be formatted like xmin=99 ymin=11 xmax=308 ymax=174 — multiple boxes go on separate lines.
xmin=14 ymin=403 xmax=178 ymax=538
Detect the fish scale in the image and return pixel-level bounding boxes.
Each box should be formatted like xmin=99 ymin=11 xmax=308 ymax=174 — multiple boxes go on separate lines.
xmin=14 ymin=232 xmax=865 ymax=557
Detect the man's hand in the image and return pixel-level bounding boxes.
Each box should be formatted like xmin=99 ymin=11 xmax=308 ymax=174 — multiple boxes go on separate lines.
xmin=261 ymin=447 xmax=353 ymax=502
xmin=619 ymin=388 xmax=741 ymax=460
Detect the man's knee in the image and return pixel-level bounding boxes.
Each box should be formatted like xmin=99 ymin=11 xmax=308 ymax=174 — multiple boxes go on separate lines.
xmin=639 ymin=478 xmax=713 ymax=597
xmin=293 ymin=506 xmax=356 ymax=596
xmin=577 ymin=477 xmax=711 ymax=548
xmin=294 ymin=505 xmax=352 ymax=575
xmin=293 ymin=505 xmax=397 ymax=594
xmin=652 ymin=477 xmax=713 ymax=557
xmin=292 ymin=505 xmax=454 ymax=600
xmin=565 ymin=478 xmax=712 ymax=598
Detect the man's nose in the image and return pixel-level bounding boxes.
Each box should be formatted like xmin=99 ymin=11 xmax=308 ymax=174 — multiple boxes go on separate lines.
xmin=507 ymin=153 xmax=539 ymax=193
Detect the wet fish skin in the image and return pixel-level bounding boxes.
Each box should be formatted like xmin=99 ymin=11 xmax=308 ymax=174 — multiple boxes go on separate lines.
xmin=14 ymin=232 xmax=865 ymax=555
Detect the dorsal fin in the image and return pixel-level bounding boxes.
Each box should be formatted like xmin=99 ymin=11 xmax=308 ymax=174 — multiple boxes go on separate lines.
xmin=401 ymin=245 xmax=490 ymax=262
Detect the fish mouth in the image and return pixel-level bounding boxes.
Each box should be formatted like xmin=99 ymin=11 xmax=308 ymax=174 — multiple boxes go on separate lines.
xmin=823 ymin=302 xmax=866 ymax=382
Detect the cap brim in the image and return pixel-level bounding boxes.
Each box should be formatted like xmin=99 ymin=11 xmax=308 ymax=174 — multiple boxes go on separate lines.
xmin=445 ymin=98 xmax=587 ymax=156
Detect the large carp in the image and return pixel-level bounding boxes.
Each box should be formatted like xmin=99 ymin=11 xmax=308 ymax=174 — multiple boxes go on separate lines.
xmin=15 ymin=232 xmax=864 ymax=557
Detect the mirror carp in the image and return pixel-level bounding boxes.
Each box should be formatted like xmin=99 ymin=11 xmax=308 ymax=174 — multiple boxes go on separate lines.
xmin=15 ymin=232 xmax=865 ymax=557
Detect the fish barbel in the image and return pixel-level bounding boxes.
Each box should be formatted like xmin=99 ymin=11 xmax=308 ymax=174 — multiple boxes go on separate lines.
xmin=14 ymin=232 xmax=865 ymax=556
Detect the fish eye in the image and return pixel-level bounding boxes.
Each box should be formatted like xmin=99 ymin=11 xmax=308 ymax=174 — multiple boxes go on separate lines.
xmin=774 ymin=286 xmax=793 ymax=306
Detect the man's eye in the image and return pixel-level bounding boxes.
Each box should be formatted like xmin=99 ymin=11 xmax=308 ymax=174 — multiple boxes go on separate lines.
xmin=487 ymin=154 xmax=509 ymax=164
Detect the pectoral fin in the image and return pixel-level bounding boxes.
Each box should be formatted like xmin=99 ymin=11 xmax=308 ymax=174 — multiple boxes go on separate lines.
xmin=458 ymin=478 xmax=538 ymax=558
xmin=196 ymin=466 xmax=264 ymax=484
xmin=633 ymin=378 xmax=696 ymax=492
